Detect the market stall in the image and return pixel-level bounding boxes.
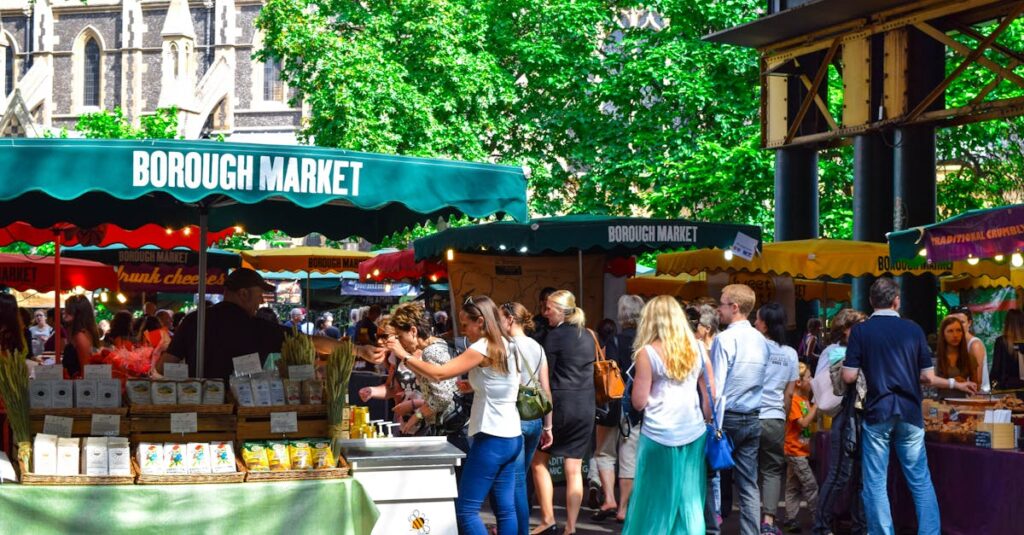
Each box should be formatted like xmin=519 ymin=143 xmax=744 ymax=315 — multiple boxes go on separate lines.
xmin=62 ymin=245 xmax=241 ymax=296
xmin=626 ymin=273 xmax=852 ymax=303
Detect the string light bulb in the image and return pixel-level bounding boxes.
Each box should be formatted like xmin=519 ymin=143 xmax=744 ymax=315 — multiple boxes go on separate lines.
xmin=446 ymin=249 xmax=454 ymax=261
xmin=918 ymin=248 xmax=928 ymax=257
xmin=724 ymin=249 xmax=734 ymax=261
xmin=995 ymin=255 xmax=1005 ymax=262
xmin=1013 ymin=253 xmax=1024 ymax=268
xmin=116 ymin=293 xmax=127 ymax=304
xmin=100 ymin=291 xmax=109 ymax=303
xmin=967 ymin=256 xmax=980 ymax=265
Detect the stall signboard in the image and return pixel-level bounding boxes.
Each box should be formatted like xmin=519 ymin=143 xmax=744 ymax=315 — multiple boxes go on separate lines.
xmin=339 ymin=280 xmax=414 ymax=297
xmin=117 ymin=264 xmax=226 ymax=293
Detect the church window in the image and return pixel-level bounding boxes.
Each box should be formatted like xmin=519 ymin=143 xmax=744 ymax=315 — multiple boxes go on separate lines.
xmin=264 ymin=59 xmax=284 ymax=102
xmin=83 ymin=39 xmax=101 ymax=106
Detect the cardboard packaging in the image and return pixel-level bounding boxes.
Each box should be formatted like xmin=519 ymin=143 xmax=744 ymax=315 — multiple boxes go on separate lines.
xmin=74 ymin=380 xmax=98 ymax=408
xmin=29 ymin=381 xmax=53 ymax=409
xmin=202 ymin=379 xmax=225 ymax=405
xmin=51 ymin=380 xmax=74 ymax=408
xmin=151 ymin=381 xmax=178 ymax=405
xmin=230 ymin=376 xmax=255 ymax=407
xmin=269 ymin=376 xmax=286 ymax=406
xmin=56 ymin=437 xmax=80 ymax=476
xmin=251 ymin=375 xmax=273 ymax=407
xmin=107 ymin=437 xmax=131 ymax=476
xmin=81 ymin=437 xmax=109 ymax=476
xmin=284 ymin=380 xmax=302 ymax=405
xmin=188 ymin=442 xmax=212 ymax=474
xmin=177 ymin=380 xmax=203 ymax=405
xmin=210 ymin=442 xmax=237 ymax=473
xmin=96 ymin=379 xmax=122 ymax=409
xmin=164 ymin=443 xmax=188 ymax=475
xmin=137 ymin=443 xmax=165 ymax=475
xmin=126 ymin=380 xmax=152 ymax=405
xmin=32 ymin=433 xmax=58 ymax=475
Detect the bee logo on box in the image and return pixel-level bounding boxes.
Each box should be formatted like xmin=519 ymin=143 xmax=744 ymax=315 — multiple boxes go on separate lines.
xmin=408 ymin=510 xmax=430 ymax=534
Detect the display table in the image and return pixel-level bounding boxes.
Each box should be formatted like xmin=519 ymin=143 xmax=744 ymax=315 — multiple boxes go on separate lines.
xmin=814 ymin=432 xmax=1024 ymax=535
xmin=0 ymin=478 xmax=379 ymax=535
xmin=338 ymin=436 xmax=466 ymax=535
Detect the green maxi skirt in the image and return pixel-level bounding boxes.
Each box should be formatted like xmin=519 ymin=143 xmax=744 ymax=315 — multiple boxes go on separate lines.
xmin=622 ymin=432 xmax=707 ymax=535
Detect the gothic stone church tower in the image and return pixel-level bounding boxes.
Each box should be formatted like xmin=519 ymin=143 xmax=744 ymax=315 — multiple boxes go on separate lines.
xmin=0 ymin=0 xmax=301 ymax=141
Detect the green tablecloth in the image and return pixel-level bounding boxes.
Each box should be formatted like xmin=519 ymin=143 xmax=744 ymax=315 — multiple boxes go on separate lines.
xmin=0 ymin=478 xmax=378 ymax=535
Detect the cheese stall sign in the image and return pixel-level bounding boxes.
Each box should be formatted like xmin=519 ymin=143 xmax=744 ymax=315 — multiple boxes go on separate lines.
xmin=132 ymin=150 xmax=363 ymax=196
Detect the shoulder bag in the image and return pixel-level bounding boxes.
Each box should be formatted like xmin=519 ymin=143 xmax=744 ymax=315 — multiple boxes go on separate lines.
xmin=700 ymin=347 xmax=734 ymax=471
xmin=590 ymin=329 xmax=625 ymax=405
xmin=619 ymin=361 xmax=644 ymax=437
xmin=512 ymin=339 xmax=552 ymax=421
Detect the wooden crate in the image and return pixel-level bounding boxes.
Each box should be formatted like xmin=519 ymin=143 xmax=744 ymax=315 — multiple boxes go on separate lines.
xmin=29 ymin=407 xmax=130 ymax=437
xmin=235 ymin=404 xmax=328 ymax=442
xmin=128 ymin=404 xmax=236 ymax=444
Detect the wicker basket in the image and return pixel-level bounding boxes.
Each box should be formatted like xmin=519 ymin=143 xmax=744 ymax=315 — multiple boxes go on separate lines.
xmin=129 ymin=403 xmax=234 ymax=416
xmin=132 ymin=458 xmax=247 ymax=485
xmin=17 ymin=458 xmax=136 ymax=486
xmin=243 ymin=456 xmax=349 ymax=482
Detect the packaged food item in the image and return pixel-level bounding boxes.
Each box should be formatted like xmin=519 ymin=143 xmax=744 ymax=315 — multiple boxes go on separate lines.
xmin=188 ymin=442 xmax=212 ymax=474
xmin=302 ymin=379 xmax=324 ymax=405
xmin=96 ymin=379 xmax=122 ymax=408
xmin=269 ymin=375 xmax=286 ymax=406
xmin=230 ymin=376 xmax=255 ymax=407
xmin=164 ymin=442 xmax=188 ymax=475
xmin=138 ymin=443 xmax=165 ymax=475
xmin=152 ymin=381 xmax=178 ymax=405
xmin=288 ymin=441 xmax=313 ymax=470
xmin=242 ymin=442 xmax=270 ymax=472
xmin=311 ymin=439 xmax=336 ymax=470
xmin=284 ymin=379 xmax=302 ymax=405
xmin=75 ymin=379 xmax=97 ymax=408
xmin=51 ymin=380 xmax=74 ymax=408
xmin=202 ymin=379 xmax=225 ymax=405
xmin=82 ymin=437 xmax=109 ymax=476
xmin=107 ymin=437 xmax=131 ymax=476
xmin=29 ymin=380 xmax=53 ymax=409
xmin=210 ymin=442 xmax=237 ymax=473
xmin=177 ymin=380 xmax=203 ymax=405
xmin=56 ymin=437 xmax=80 ymax=476
xmin=266 ymin=441 xmax=292 ymax=471
xmin=33 ymin=433 xmax=58 ymax=475
xmin=126 ymin=379 xmax=152 ymax=405
xmin=251 ymin=374 xmax=273 ymax=406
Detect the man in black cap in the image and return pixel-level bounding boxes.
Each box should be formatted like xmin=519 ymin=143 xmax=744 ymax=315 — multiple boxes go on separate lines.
xmin=160 ymin=268 xmax=387 ymax=381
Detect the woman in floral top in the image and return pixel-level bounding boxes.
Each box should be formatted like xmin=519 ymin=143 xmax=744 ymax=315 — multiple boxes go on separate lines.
xmin=386 ymin=302 xmax=458 ymax=435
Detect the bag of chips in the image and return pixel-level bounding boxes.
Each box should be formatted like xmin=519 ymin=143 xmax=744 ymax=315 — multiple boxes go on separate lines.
xmin=311 ymin=439 xmax=336 ymax=470
xmin=267 ymin=441 xmax=292 ymax=471
xmin=242 ymin=442 xmax=270 ymax=472
xmin=288 ymin=441 xmax=313 ymax=470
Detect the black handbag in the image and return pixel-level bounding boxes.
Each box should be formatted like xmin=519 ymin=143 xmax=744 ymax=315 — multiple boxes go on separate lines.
xmin=512 ymin=339 xmax=552 ymax=421
xmin=619 ymin=362 xmax=645 ymax=436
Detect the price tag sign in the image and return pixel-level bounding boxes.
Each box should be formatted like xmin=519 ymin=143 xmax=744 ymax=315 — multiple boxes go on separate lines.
xmin=84 ymin=364 xmax=112 ymax=380
xmin=288 ymin=365 xmax=315 ymax=382
xmin=34 ymin=365 xmax=63 ymax=380
xmin=270 ymin=411 xmax=298 ymax=434
xmin=90 ymin=414 xmax=121 ymax=436
xmin=43 ymin=415 xmax=73 ymax=438
xmin=163 ymin=362 xmax=189 ymax=381
xmin=233 ymin=353 xmax=263 ymax=376
xmin=170 ymin=412 xmax=198 ymax=434
xmin=731 ymin=232 xmax=759 ymax=262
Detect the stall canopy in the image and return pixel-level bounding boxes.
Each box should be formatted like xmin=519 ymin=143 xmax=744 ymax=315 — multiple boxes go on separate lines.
xmin=888 ymin=204 xmax=1024 ymax=263
xmin=413 ymin=215 xmax=762 ymax=261
xmin=241 ymin=247 xmax=372 ymax=274
xmin=657 ymin=239 xmax=1002 ymax=279
xmin=63 ymin=245 xmax=242 ymax=270
xmin=0 ymin=222 xmax=236 ymax=249
xmin=626 ymin=274 xmax=852 ymax=302
xmin=0 ymin=254 xmax=117 ymax=292
xmin=359 ymin=249 xmax=447 ymax=282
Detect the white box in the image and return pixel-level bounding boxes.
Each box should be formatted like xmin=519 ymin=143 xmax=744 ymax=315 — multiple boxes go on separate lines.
xmin=177 ymin=380 xmax=203 ymax=405
xmin=56 ymin=437 xmax=80 ymax=476
xmin=137 ymin=443 xmax=165 ymax=475
xmin=203 ymin=379 xmax=225 ymax=405
xmin=126 ymin=380 xmax=152 ymax=405
xmin=32 ymin=433 xmax=58 ymax=475
xmin=81 ymin=437 xmax=108 ymax=476
xmin=269 ymin=377 xmax=286 ymax=406
xmin=29 ymin=381 xmax=52 ymax=409
xmin=151 ymin=381 xmax=177 ymax=405
xmin=163 ymin=443 xmax=188 ymax=475
xmin=51 ymin=380 xmax=73 ymax=408
xmin=230 ymin=376 xmax=255 ymax=407
xmin=251 ymin=376 xmax=272 ymax=407
xmin=96 ymin=379 xmax=122 ymax=409
xmin=209 ymin=442 xmax=236 ymax=473
xmin=74 ymin=380 xmax=97 ymax=408
xmin=107 ymin=437 xmax=131 ymax=476
xmin=188 ymin=442 xmax=212 ymax=474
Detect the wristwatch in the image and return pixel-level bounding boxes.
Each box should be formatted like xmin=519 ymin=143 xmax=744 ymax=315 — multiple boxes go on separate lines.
xmin=949 ymin=378 xmax=956 ymax=389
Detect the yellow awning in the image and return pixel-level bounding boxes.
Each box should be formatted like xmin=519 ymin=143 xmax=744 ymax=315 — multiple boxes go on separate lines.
xmin=626 ymin=274 xmax=851 ymax=302
xmin=940 ymin=270 xmax=1024 ymax=292
xmin=240 ymin=247 xmax=373 ymax=273
xmin=656 ymin=239 xmax=1001 ymax=279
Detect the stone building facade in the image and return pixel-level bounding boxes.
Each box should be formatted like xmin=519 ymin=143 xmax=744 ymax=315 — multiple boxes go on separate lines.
xmin=0 ymin=0 xmax=303 ymax=142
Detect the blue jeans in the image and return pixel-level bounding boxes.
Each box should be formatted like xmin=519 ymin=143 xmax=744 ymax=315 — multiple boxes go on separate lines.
xmin=861 ymin=417 xmax=939 ymax=535
xmin=723 ymin=411 xmax=762 ymax=535
xmin=517 ymin=419 xmax=543 ymax=534
xmin=458 ymin=432 xmax=524 ymax=535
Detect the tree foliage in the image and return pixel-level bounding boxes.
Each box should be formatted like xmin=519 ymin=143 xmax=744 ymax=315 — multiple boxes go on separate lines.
xmin=76 ymin=107 xmax=182 ymax=140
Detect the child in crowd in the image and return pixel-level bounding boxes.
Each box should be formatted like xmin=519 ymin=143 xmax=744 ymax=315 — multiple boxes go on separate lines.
xmin=784 ymin=363 xmax=819 ymax=533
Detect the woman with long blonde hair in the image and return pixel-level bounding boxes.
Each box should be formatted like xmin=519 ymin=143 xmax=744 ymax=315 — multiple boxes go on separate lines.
xmin=621 ymin=296 xmax=712 ymax=535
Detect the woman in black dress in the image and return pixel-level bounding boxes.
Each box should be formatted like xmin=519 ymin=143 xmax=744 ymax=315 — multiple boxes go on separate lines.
xmin=530 ymin=290 xmax=596 ymax=535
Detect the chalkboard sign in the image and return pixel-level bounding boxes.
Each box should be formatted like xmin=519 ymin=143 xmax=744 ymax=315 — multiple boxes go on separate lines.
xmin=975 ymin=431 xmax=992 ymax=449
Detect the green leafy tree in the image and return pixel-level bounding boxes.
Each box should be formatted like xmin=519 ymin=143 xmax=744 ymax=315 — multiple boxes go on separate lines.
xmin=76 ymin=106 xmax=182 ymax=140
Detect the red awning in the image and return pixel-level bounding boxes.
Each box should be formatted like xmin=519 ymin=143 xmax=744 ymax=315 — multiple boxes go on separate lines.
xmin=0 ymin=253 xmax=118 ymax=292
xmin=359 ymin=249 xmax=447 ymax=282
xmin=0 ymin=222 xmax=236 ymax=249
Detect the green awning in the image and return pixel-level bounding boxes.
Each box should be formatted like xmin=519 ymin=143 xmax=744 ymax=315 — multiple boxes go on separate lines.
xmin=888 ymin=203 xmax=1024 ymax=262
xmin=413 ymin=215 xmax=762 ymax=261
xmin=0 ymin=138 xmax=529 ymax=241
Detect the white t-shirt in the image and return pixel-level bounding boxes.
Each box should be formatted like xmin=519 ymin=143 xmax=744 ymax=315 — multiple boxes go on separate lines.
xmin=640 ymin=344 xmax=705 ymax=447
xmin=759 ymin=340 xmax=800 ymax=420
xmin=511 ymin=335 xmax=547 ymax=386
xmin=467 ymin=338 xmax=521 ymax=438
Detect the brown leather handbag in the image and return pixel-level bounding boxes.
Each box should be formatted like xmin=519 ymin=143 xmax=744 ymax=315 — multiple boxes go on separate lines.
xmin=590 ymin=329 xmax=625 ymax=405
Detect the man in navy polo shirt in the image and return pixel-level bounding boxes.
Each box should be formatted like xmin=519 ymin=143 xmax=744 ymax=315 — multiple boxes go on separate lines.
xmin=842 ymin=278 xmax=977 ymax=535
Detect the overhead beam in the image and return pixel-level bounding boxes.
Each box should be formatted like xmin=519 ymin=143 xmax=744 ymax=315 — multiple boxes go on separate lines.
xmin=913 ymin=21 xmax=1024 ymax=89
xmin=785 ymin=38 xmax=841 ymax=144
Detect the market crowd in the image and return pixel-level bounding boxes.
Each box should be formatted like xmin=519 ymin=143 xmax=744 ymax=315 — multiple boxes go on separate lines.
xmin=3 ymin=271 xmax=1010 ymax=535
